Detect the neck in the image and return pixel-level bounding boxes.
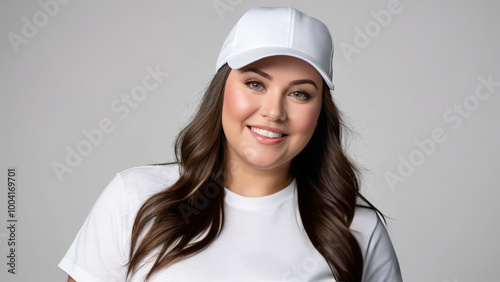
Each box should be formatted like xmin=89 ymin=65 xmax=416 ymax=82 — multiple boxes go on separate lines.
xmin=223 ymin=160 xmax=293 ymax=197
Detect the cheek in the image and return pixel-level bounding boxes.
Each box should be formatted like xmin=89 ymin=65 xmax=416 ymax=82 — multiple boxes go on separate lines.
xmin=222 ymin=83 xmax=259 ymax=125
xmin=288 ymin=105 xmax=322 ymax=136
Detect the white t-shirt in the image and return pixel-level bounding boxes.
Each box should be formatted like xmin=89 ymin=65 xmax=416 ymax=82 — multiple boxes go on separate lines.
xmin=59 ymin=164 xmax=402 ymax=281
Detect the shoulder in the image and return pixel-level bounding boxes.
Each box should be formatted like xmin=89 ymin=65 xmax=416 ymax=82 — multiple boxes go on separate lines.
xmin=350 ymin=197 xmax=385 ymax=256
xmin=115 ymin=163 xmax=180 ymax=201
xmin=85 ymin=163 xmax=180 ymax=218
xmin=117 ymin=163 xmax=180 ymax=189
xmin=351 ymin=197 xmax=381 ymax=232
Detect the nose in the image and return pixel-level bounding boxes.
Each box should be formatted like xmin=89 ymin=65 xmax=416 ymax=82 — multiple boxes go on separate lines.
xmin=260 ymin=89 xmax=286 ymax=121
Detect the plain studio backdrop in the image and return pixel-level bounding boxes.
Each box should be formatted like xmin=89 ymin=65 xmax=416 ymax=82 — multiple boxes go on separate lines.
xmin=0 ymin=0 xmax=499 ymax=281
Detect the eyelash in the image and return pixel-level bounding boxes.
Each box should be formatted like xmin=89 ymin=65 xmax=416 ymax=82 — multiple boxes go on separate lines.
xmin=244 ymin=80 xmax=312 ymax=100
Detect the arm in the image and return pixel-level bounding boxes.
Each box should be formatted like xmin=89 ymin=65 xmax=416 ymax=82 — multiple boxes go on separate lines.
xmin=58 ymin=174 xmax=128 ymax=281
xmin=362 ymin=216 xmax=403 ymax=282
xmin=351 ymin=205 xmax=403 ymax=282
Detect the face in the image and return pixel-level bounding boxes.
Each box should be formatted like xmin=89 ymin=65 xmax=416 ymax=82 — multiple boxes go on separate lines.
xmin=221 ymin=55 xmax=323 ymax=173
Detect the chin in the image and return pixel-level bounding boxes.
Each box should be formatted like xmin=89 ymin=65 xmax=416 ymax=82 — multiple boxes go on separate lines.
xmin=245 ymin=156 xmax=289 ymax=171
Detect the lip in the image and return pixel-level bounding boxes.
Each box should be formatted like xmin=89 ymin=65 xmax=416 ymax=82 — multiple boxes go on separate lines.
xmin=247 ymin=125 xmax=288 ymax=145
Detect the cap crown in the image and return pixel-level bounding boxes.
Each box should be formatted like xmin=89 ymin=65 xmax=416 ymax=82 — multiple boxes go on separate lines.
xmin=216 ymin=7 xmax=334 ymax=89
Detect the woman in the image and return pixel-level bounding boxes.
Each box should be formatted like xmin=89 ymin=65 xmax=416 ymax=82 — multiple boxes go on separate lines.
xmin=59 ymin=7 xmax=403 ymax=281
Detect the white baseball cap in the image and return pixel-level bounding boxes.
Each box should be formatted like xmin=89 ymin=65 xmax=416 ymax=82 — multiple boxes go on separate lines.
xmin=216 ymin=7 xmax=334 ymax=89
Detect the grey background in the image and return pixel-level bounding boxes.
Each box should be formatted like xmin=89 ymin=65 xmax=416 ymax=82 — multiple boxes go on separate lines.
xmin=1 ymin=0 xmax=498 ymax=281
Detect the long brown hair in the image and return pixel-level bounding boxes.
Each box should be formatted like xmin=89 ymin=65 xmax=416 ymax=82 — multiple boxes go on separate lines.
xmin=127 ymin=63 xmax=375 ymax=281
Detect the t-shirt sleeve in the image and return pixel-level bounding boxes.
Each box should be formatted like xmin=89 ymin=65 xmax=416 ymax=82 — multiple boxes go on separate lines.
xmin=361 ymin=213 xmax=403 ymax=282
xmin=58 ymin=174 xmax=129 ymax=282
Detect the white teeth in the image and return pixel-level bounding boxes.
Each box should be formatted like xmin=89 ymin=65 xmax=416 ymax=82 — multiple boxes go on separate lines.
xmin=250 ymin=127 xmax=283 ymax=138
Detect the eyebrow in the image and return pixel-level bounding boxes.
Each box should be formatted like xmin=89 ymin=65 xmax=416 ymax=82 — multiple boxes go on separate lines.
xmin=289 ymin=79 xmax=318 ymax=90
xmin=241 ymin=67 xmax=318 ymax=90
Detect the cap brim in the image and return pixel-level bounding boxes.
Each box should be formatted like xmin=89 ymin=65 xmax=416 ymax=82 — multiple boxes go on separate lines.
xmin=225 ymin=47 xmax=334 ymax=90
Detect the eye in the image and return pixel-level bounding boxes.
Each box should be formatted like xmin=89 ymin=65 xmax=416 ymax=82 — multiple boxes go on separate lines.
xmin=289 ymin=91 xmax=311 ymax=100
xmin=245 ymin=81 xmax=264 ymax=91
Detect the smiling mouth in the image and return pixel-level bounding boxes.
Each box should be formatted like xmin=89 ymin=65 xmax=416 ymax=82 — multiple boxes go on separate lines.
xmin=249 ymin=126 xmax=286 ymax=138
